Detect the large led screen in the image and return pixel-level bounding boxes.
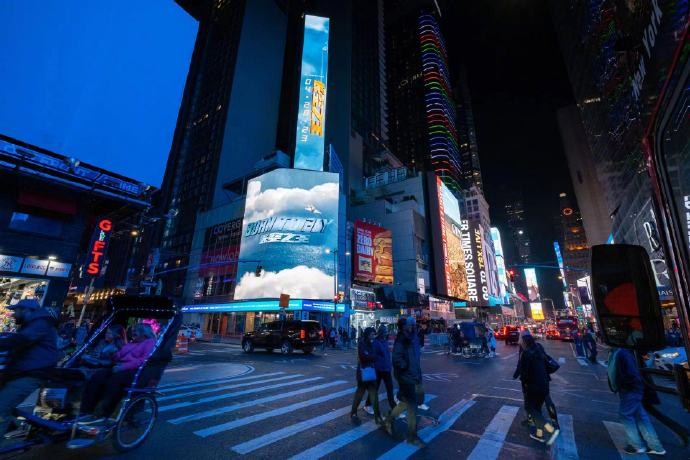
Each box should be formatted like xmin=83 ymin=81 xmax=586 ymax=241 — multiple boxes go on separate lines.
xmin=235 ymin=169 xmax=339 ymax=300
xmin=354 ymin=221 xmax=393 ymax=284
xmin=294 ymin=15 xmax=330 ymax=171
xmin=530 ymin=302 xmax=545 ymax=320
xmin=553 ymin=241 xmax=567 ymax=288
xmin=491 ymin=227 xmax=508 ymax=302
xmin=460 ymin=219 xmax=489 ymax=305
xmin=435 ymin=177 xmax=468 ymax=299
xmin=524 ymin=268 xmax=540 ymax=301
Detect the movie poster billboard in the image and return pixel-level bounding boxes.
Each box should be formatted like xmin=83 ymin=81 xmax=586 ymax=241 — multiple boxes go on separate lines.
xmin=354 ymin=221 xmax=393 ymax=284
xmin=294 ymin=15 xmax=330 ymax=172
xmin=460 ymin=219 xmax=489 ymax=305
xmin=429 ymin=176 xmax=468 ymax=299
xmin=235 ymin=169 xmax=339 ymax=300
xmin=524 ymin=268 xmax=540 ymax=301
xmin=491 ymin=227 xmax=508 ymax=302
xmin=530 ymin=302 xmax=545 ymax=320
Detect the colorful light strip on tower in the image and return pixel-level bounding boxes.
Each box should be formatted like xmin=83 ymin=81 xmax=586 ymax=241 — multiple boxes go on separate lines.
xmin=418 ymin=14 xmax=463 ymax=192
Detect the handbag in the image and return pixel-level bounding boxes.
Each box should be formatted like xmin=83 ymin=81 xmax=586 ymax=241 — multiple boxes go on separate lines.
xmin=361 ymin=366 xmax=377 ymax=382
xmin=545 ymin=354 xmax=560 ymax=374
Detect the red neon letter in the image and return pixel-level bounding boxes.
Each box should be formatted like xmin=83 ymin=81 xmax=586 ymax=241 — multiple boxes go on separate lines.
xmin=99 ymin=219 xmax=112 ymax=232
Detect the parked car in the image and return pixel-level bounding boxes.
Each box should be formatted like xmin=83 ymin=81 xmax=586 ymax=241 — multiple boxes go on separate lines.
xmin=504 ymin=326 xmax=520 ymax=345
xmin=494 ymin=327 xmax=506 ymax=340
xmin=242 ymin=320 xmax=323 ymax=354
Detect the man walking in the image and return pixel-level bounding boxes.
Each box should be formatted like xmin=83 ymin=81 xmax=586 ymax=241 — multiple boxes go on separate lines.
xmin=609 ymin=347 xmax=666 ymax=456
xmin=384 ymin=316 xmax=425 ymax=447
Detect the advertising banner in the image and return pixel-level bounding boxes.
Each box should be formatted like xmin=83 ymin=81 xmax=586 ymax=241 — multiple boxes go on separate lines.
xmin=459 ymin=219 xmax=489 ymax=306
xmin=294 ymin=15 xmax=330 ymax=171
xmin=21 ymin=258 xmax=50 ymax=276
xmin=46 ymin=261 xmax=72 ymax=278
xmin=354 ymin=221 xmax=393 ymax=284
xmin=530 ymin=302 xmax=544 ymax=320
xmin=553 ymin=241 xmax=567 ymax=288
xmin=194 ymin=218 xmax=243 ymax=299
xmin=84 ymin=218 xmax=113 ymax=277
xmin=490 ymin=228 xmax=509 ymax=303
xmin=524 ymin=268 xmax=540 ymax=301
xmin=0 ymin=254 xmax=23 ymax=273
xmin=432 ymin=176 xmax=468 ymax=299
xmin=235 ymin=169 xmax=339 ymax=300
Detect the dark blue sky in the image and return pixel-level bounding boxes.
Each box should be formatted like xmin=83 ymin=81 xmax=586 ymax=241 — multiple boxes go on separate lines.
xmin=0 ymin=1 xmax=197 ymax=187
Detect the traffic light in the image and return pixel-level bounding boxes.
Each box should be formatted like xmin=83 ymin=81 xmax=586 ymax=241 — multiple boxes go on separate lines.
xmin=508 ymin=269 xmax=516 ymax=282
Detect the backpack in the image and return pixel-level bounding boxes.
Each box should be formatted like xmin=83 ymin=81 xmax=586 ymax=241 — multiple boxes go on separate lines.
xmin=608 ymin=349 xmax=620 ymax=393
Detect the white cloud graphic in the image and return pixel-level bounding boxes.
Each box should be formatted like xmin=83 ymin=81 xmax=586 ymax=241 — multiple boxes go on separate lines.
xmin=234 ymin=265 xmax=333 ymax=299
xmin=244 ymin=180 xmax=338 ymax=223
xmin=300 ymin=62 xmax=317 ymax=77
xmin=305 ymin=15 xmax=329 ymax=32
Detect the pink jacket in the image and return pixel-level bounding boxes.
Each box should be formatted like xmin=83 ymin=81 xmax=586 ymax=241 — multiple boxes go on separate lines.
xmin=113 ymin=338 xmax=156 ymax=371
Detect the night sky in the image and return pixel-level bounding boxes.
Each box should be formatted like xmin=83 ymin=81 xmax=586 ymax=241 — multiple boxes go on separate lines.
xmin=446 ymin=0 xmax=577 ymax=307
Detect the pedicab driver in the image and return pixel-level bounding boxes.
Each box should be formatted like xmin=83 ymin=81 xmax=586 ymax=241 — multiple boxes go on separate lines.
xmin=0 ymin=299 xmax=59 ymax=443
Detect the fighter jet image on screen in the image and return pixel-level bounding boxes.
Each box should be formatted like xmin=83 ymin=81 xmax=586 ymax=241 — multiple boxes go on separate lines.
xmin=305 ymin=204 xmax=321 ymax=214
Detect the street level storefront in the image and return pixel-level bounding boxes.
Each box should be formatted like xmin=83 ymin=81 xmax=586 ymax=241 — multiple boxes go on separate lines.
xmin=181 ymin=299 xmax=348 ymax=339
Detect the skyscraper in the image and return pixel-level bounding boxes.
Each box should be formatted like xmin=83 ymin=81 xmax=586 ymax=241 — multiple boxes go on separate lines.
xmin=383 ymin=0 xmax=463 ymax=192
xmin=456 ymin=66 xmax=483 ymax=192
xmin=558 ymin=192 xmax=589 ymax=287
xmin=504 ymin=195 xmax=531 ymax=264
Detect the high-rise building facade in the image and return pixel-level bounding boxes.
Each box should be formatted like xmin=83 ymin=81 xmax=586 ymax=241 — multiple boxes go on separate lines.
xmin=456 ymin=67 xmax=483 ymax=192
xmin=383 ymin=0 xmax=463 ymax=193
xmin=504 ymin=195 xmax=531 ymax=264
xmin=558 ymin=192 xmax=589 ymax=287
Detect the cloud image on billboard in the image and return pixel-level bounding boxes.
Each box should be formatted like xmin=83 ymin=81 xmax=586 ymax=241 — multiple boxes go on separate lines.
xmin=234 ymin=169 xmax=339 ymax=300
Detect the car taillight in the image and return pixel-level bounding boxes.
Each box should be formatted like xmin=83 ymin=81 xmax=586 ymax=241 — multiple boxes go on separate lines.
xmin=300 ymin=329 xmax=305 ymax=339
xmin=319 ymin=330 xmax=323 ymax=337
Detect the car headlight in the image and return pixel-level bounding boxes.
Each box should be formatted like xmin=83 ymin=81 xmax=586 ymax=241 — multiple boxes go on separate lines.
xmin=660 ymin=352 xmax=680 ymax=359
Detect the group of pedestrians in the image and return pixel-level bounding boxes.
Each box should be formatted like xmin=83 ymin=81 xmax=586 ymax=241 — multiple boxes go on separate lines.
xmin=350 ymin=316 xmax=428 ymax=447
xmin=322 ymin=325 xmax=356 ymax=350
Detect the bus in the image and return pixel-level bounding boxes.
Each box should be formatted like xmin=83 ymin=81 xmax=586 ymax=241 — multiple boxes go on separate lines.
xmin=555 ymin=316 xmax=578 ymax=341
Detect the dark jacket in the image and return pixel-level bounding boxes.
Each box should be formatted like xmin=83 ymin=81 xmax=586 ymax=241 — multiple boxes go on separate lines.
xmin=373 ymin=336 xmax=392 ymax=372
xmin=615 ymin=348 xmax=645 ymax=395
xmin=0 ymin=308 xmax=58 ymax=375
xmin=356 ymin=338 xmax=376 ymax=383
xmin=392 ymin=331 xmax=422 ymax=385
xmin=516 ymin=342 xmax=550 ymax=395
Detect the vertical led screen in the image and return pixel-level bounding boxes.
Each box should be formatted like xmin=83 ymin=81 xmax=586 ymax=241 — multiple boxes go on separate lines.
xmin=524 ymin=268 xmax=540 ymax=301
xmin=491 ymin=227 xmax=508 ymax=302
xmin=432 ymin=176 xmax=468 ymax=299
xmin=235 ymin=169 xmax=339 ymax=300
xmin=460 ymin=219 xmax=489 ymax=305
xmin=354 ymin=221 xmax=393 ymax=284
xmin=553 ymin=241 xmax=567 ymax=288
xmin=294 ymin=15 xmax=330 ymax=172
xmin=194 ymin=218 xmax=242 ymax=299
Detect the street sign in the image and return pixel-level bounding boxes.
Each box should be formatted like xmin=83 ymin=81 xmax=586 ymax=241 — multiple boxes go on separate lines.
xmin=279 ymin=293 xmax=290 ymax=308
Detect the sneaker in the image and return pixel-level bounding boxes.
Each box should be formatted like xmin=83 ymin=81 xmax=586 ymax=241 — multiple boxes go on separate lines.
xmin=417 ymin=403 xmax=430 ymax=411
xmin=646 ymin=448 xmax=667 ymax=456
xmin=364 ymin=406 xmax=375 ymax=415
xmin=546 ymin=428 xmax=560 ymax=446
xmin=530 ymin=433 xmax=546 ymax=443
xmin=624 ymin=445 xmax=647 ymax=455
xmin=406 ymin=436 xmax=426 ymax=448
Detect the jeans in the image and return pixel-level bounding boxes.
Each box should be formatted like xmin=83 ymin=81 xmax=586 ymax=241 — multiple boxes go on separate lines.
xmin=351 ymin=381 xmax=380 ymax=418
xmin=0 ymin=377 xmax=43 ymax=435
xmin=619 ymin=392 xmax=664 ymax=451
xmin=387 ymin=383 xmax=418 ymax=440
xmin=365 ymin=371 xmax=396 ymax=410
xmin=81 ymin=368 xmax=137 ymax=417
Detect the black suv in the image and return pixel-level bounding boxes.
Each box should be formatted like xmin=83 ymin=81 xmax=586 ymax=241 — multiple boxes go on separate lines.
xmin=505 ymin=326 xmax=520 ymax=345
xmin=242 ymin=320 xmax=323 ymax=354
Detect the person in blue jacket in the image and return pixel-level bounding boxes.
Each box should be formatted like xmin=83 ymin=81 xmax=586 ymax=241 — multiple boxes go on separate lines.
xmin=364 ymin=325 xmax=396 ymax=414
xmin=610 ymin=348 xmax=666 ymax=456
xmin=0 ymin=299 xmax=59 ymax=441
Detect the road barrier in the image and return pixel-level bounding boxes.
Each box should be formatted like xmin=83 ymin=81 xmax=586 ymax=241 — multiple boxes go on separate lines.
xmin=175 ymin=335 xmax=189 ymax=354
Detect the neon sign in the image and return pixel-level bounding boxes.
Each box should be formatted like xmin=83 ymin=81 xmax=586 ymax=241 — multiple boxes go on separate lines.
xmin=86 ymin=219 xmax=112 ymax=276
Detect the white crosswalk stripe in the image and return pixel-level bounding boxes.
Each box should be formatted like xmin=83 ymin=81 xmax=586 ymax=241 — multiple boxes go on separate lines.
xmin=467 ymin=405 xmax=519 ymax=460
xmin=150 ymin=371 xmax=646 ymax=458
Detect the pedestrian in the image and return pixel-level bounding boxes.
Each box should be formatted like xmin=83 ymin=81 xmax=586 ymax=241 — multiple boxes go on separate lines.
xmin=329 ymin=327 xmax=337 ymax=349
xmin=321 ymin=324 xmax=328 ymax=352
xmin=584 ymin=325 xmax=598 ymax=363
xmin=364 ymin=325 xmax=396 ymax=414
xmin=608 ymin=347 xmax=666 ymax=456
xmin=384 ymin=316 xmax=425 ymax=447
xmin=487 ymin=328 xmax=497 ymax=357
xmin=350 ymin=327 xmax=383 ymax=424
xmin=513 ymin=330 xmax=560 ymax=445
xmin=416 ymin=321 xmax=425 ymax=350
xmin=350 ymin=326 xmax=357 ymax=347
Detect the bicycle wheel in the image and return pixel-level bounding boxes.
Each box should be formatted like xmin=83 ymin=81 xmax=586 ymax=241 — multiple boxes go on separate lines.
xmin=112 ymin=394 xmax=157 ymax=452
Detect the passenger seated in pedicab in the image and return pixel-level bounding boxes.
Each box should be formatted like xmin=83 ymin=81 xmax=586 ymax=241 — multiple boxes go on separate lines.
xmin=78 ymin=323 xmax=156 ymax=423
xmin=80 ymin=325 xmax=126 ymax=368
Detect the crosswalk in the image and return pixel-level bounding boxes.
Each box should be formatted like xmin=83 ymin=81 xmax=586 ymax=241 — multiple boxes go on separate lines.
xmin=153 ymin=370 xmax=658 ymax=459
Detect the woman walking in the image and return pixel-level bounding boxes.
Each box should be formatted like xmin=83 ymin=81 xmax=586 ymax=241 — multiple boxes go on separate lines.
xmin=350 ymin=327 xmax=383 ymax=424
xmin=364 ymin=325 xmax=396 ymax=414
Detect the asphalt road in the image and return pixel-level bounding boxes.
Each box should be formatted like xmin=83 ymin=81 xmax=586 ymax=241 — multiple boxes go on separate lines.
xmin=12 ymin=339 xmax=690 ymax=459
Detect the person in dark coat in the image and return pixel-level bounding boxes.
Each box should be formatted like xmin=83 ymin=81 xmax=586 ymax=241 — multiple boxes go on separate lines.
xmin=384 ymin=316 xmax=425 ymax=447
xmin=364 ymin=325 xmax=396 ymax=413
xmin=350 ymin=327 xmax=383 ymax=424
xmin=0 ymin=299 xmax=59 ymax=439
xmin=514 ymin=330 xmax=560 ymax=445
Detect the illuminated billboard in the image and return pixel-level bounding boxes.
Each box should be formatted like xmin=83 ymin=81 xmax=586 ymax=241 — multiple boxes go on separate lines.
xmin=235 ymin=169 xmax=339 ymax=300
xmin=430 ymin=176 xmax=468 ymax=299
xmin=294 ymin=15 xmax=330 ymax=171
xmin=530 ymin=302 xmax=545 ymax=320
xmin=524 ymin=267 xmax=540 ymax=301
xmin=553 ymin=241 xmax=567 ymax=288
xmin=461 ymin=219 xmax=489 ymax=305
xmin=354 ymin=221 xmax=393 ymax=284
xmin=491 ymin=227 xmax=508 ymax=302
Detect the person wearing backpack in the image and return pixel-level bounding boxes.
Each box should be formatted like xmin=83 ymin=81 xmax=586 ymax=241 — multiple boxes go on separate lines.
xmin=608 ymin=348 xmax=666 ymax=456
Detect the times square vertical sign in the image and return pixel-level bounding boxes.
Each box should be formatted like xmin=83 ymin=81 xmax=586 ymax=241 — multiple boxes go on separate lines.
xmin=294 ymin=15 xmax=330 ymax=172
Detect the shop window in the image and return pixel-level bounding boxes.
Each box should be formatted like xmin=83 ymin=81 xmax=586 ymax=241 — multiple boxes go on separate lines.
xmin=8 ymin=212 xmax=62 ymax=237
